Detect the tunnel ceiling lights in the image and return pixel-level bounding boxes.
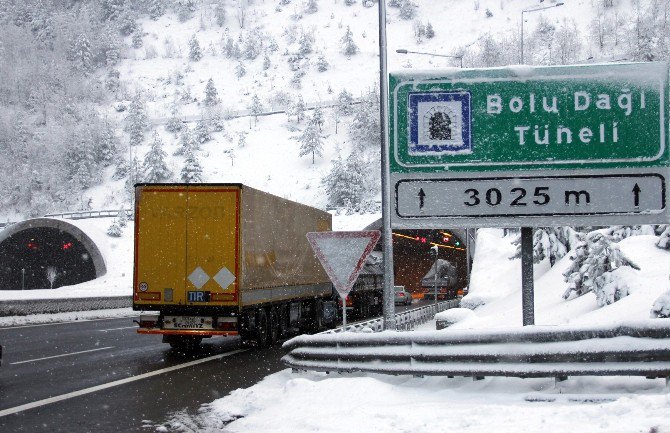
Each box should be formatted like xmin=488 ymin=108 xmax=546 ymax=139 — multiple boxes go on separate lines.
xmin=391 ymin=232 xmax=465 ymax=252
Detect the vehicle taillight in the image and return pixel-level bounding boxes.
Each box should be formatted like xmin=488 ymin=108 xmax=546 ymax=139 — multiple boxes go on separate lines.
xmin=398 ymin=293 xmax=405 ymax=297
xmin=216 ymin=317 xmax=238 ymax=331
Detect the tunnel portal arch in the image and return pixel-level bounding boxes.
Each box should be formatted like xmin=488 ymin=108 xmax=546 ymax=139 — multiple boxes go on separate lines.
xmin=363 ymin=220 xmax=472 ymax=295
xmin=0 ymin=218 xmax=106 ymax=290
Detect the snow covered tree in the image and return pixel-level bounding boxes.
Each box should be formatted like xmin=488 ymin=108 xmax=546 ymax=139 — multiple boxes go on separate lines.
xmin=235 ymin=61 xmax=246 ymax=78
xmin=174 ymin=128 xmax=194 ymax=156
xmin=651 ymin=289 xmax=670 ymax=318
xmin=175 ymin=0 xmax=196 ymax=22
xmin=312 ymin=107 xmax=325 ymax=131
xmin=238 ymin=131 xmax=247 ymax=148
xmin=316 ymin=54 xmax=329 ymax=72
xmin=132 ymin=31 xmax=143 ymax=49
xmin=510 ymin=227 xmax=583 ymax=266
xmin=94 ymin=122 xmax=120 ymax=167
xmin=194 ymin=119 xmax=211 ymax=144
xmin=657 ymin=225 xmax=670 ymax=249
xmin=125 ymin=93 xmax=148 ymax=147
xmin=341 ymin=26 xmax=358 ymax=57
xmin=181 ymin=147 xmax=203 ymax=183
xmin=214 ymin=0 xmax=226 ymax=26
xmin=204 ymin=78 xmax=219 ymax=106
xmin=263 ymin=54 xmax=272 ymax=70
xmin=299 ymin=32 xmax=313 ymax=55
xmin=71 ymin=33 xmax=94 ymax=74
xmin=147 ymin=0 xmax=166 ymax=20
xmin=425 ymin=21 xmax=435 ymax=39
xmin=321 ymin=153 xmax=367 ymax=208
xmin=305 ymin=0 xmax=318 ymax=14
xmin=336 ymin=89 xmax=354 ymax=116
xmin=296 ymin=116 xmax=324 ymax=164
xmin=189 ymin=34 xmax=202 ymax=61
xmin=398 ymin=0 xmax=416 ymax=20
xmin=349 ymin=90 xmax=380 ymax=149
xmin=115 ymin=209 xmax=128 ymax=228
xmin=287 ymin=94 xmax=306 ymax=123
xmin=249 ymin=94 xmax=263 ymax=126
xmin=142 ymin=132 xmax=172 ymax=183
xmin=562 ymin=231 xmax=641 ymax=306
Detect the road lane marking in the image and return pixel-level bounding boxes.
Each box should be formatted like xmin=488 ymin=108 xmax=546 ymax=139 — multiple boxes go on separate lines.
xmin=0 ymin=316 xmax=139 ymax=330
xmin=98 ymin=326 xmax=137 ymax=332
xmin=10 ymin=346 xmax=115 ymax=365
xmin=0 ymin=349 xmax=248 ymax=417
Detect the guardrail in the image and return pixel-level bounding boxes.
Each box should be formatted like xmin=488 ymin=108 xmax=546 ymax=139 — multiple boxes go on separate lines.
xmin=0 ymin=296 xmax=132 ymax=317
xmin=283 ymin=319 xmax=670 ymax=381
xmin=0 ymin=209 xmax=133 ymax=231
xmin=324 ymin=299 xmax=459 ymax=334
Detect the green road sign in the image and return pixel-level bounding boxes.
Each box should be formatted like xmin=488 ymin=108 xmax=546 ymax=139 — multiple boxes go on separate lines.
xmin=390 ymin=63 xmax=670 ymax=228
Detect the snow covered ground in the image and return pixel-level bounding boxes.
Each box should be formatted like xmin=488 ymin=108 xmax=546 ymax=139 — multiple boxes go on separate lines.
xmin=152 ymin=228 xmax=670 ymax=433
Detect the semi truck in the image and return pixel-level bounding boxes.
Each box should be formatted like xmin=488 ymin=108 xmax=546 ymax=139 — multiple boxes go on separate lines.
xmin=133 ymin=183 xmax=337 ymax=349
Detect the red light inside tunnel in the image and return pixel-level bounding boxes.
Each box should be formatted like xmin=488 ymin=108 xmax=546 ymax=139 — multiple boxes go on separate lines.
xmin=62 ymin=242 xmax=73 ymax=250
xmin=27 ymin=242 xmax=38 ymax=250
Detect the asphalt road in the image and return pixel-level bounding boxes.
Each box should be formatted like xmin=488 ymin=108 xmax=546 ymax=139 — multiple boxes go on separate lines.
xmin=0 ymin=299 xmax=431 ymax=432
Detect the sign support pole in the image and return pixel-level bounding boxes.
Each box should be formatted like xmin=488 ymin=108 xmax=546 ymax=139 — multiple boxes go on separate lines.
xmin=521 ymin=227 xmax=535 ymax=326
xmin=377 ymin=0 xmax=396 ymax=331
xmin=341 ymin=294 xmax=347 ymax=331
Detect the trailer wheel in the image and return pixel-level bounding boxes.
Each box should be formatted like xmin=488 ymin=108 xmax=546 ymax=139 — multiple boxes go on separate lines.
xmin=255 ymin=309 xmax=269 ymax=348
xmin=268 ymin=308 xmax=279 ymax=345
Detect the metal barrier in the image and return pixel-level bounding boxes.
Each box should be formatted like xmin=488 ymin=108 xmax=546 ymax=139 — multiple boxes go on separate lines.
xmin=323 ymin=299 xmax=459 ymax=334
xmin=43 ymin=209 xmax=132 ymax=220
xmin=283 ymin=319 xmax=670 ymax=380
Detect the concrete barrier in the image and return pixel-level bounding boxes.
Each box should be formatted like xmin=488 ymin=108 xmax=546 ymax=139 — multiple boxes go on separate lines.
xmin=0 ymin=296 xmax=132 ymax=316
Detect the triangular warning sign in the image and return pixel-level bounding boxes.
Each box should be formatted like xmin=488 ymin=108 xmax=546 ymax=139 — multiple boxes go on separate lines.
xmin=306 ymin=230 xmax=381 ymax=299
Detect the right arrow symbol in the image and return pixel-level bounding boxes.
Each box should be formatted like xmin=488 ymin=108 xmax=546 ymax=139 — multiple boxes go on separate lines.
xmin=632 ymin=183 xmax=641 ymax=208
xmin=418 ymin=188 xmax=426 ymax=209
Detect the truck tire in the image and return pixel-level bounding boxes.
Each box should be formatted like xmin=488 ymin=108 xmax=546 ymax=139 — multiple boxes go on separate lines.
xmin=255 ymin=309 xmax=269 ymax=348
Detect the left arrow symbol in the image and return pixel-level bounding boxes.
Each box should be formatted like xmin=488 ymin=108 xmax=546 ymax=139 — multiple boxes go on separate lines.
xmin=418 ymin=188 xmax=426 ymax=209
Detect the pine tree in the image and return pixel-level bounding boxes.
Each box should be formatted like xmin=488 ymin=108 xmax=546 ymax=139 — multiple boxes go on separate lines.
xmin=95 ymin=122 xmax=119 ymax=167
xmin=263 ymin=54 xmax=272 ymax=70
xmin=118 ymin=7 xmax=137 ymax=36
xmin=341 ymin=26 xmax=358 ymax=57
xmin=174 ymin=128 xmax=194 ymax=156
xmin=214 ymin=0 xmax=226 ymax=26
xmin=107 ymin=220 xmax=122 ymax=237
xmin=125 ymin=93 xmax=148 ymax=147
xmin=249 ymin=94 xmax=263 ymax=126
xmin=204 ymin=78 xmax=219 ymax=106
xmin=336 ymin=89 xmax=354 ymax=116
xmin=148 ymin=0 xmax=166 ymax=20
xmin=116 ymin=208 xmax=128 ymax=227
xmin=235 ymin=61 xmax=246 ymax=78
xmin=193 ymin=119 xmax=211 ymax=144
xmin=189 ymin=34 xmax=202 ymax=61
xmin=399 ymin=0 xmax=416 ymax=20
xmin=72 ymin=33 xmax=94 ymax=74
xmin=321 ymin=153 xmax=367 ymax=208
xmin=292 ymin=94 xmax=306 ymax=123
xmin=316 ymin=54 xmax=329 ymax=72
xmin=181 ymin=147 xmax=203 ymax=183
xmin=142 ymin=132 xmax=172 ymax=183
xmin=299 ymin=32 xmax=313 ymax=55
xmin=312 ymin=107 xmax=325 ymax=131
xmin=296 ymin=116 xmax=324 ymax=164
xmin=425 ymin=21 xmax=435 ymax=39
xmin=305 ymin=0 xmax=318 ymax=13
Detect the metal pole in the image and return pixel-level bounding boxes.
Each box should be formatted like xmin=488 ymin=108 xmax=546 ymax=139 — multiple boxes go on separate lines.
xmin=21 ymin=268 xmax=25 ymax=290
xmin=521 ymin=11 xmax=524 ymax=65
xmin=341 ymin=294 xmax=347 ymax=332
xmin=521 ymin=227 xmax=535 ymax=326
xmin=378 ymin=0 xmax=396 ymax=330
xmin=465 ymin=228 xmax=471 ymax=289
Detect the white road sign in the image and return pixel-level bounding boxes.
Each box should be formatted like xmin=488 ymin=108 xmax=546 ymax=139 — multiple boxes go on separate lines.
xmin=306 ymin=231 xmax=381 ymax=299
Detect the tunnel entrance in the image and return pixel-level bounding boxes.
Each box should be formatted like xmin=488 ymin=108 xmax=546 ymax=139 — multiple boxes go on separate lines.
xmin=0 ymin=219 xmax=105 ymax=290
xmin=388 ymin=229 xmax=468 ymax=296
xmin=364 ymin=220 xmax=470 ymax=297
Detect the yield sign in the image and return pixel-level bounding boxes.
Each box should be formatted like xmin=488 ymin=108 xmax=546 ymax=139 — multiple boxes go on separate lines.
xmin=306 ymin=231 xmax=381 ymax=298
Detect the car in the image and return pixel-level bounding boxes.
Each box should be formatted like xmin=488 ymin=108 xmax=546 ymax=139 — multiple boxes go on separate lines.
xmin=394 ymin=286 xmax=413 ymax=306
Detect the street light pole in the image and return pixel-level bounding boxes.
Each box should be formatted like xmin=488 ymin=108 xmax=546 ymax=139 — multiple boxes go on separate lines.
xmin=520 ymin=2 xmax=564 ymax=64
xmin=396 ymin=49 xmax=463 ymax=68
xmin=377 ymin=0 xmax=396 ymax=331
xmin=430 ymin=245 xmax=438 ymax=306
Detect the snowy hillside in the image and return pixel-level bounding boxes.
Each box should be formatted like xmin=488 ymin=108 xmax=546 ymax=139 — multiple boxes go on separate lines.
xmin=2 ymin=0 xmax=666 ymax=219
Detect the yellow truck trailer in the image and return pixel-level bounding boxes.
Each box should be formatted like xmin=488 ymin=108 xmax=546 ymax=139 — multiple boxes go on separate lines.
xmin=133 ymin=183 xmax=336 ymax=349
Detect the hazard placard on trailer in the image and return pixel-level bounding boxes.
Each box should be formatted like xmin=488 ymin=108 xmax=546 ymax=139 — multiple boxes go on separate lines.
xmin=306 ymin=231 xmax=381 ymax=299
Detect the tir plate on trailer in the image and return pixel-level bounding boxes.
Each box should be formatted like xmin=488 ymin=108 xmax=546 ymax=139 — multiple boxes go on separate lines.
xmin=163 ymin=316 xmax=214 ymax=330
